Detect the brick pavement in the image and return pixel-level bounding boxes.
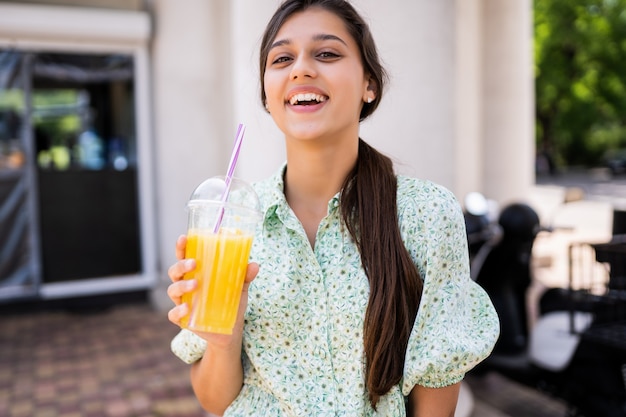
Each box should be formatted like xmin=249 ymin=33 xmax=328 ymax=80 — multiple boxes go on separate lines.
xmin=465 ymin=372 xmax=568 ymax=417
xmin=0 ymin=299 xmax=572 ymax=417
xmin=0 ymin=301 xmax=205 ymax=417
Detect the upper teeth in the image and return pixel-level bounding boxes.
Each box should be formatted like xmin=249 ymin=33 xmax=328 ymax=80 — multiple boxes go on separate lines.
xmin=289 ymin=93 xmax=327 ymax=105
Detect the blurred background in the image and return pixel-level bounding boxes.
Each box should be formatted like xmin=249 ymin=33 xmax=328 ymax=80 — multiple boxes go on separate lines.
xmin=0 ymin=0 xmax=625 ymax=416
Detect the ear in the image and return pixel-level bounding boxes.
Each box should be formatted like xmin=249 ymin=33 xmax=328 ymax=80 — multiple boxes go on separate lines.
xmin=367 ymin=77 xmax=377 ymax=93
xmin=363 ymin=76 xmax=377 ymax=103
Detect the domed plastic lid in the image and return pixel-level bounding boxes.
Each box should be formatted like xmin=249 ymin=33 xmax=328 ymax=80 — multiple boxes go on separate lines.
xmin=188 ymin=176 xmax=261 ymax=214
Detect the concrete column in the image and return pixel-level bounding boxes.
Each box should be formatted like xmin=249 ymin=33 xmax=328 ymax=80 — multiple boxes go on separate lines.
xmin=149 ymin=0 xmax=232 ymax=307
xmin=231 ymin=0 xmax=285 ymax=183
xmin=455 ymin=0 xmax=484 ymax=200
xmin=357 ymin=0 xmax=457 ymax=190
xmin=481 ymin=0 xmax=534 ymax=205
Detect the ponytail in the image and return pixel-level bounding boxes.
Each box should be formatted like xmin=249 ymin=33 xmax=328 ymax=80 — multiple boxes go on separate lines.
xmin=340 ymin=139 xmax=423 ymax=408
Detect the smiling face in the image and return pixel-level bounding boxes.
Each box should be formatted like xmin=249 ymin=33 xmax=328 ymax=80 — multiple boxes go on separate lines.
xmin=263 ymin=7 xmax=374 ymax=143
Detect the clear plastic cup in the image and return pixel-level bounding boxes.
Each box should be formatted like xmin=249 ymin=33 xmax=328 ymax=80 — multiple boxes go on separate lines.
xmin=180 ymin=176 xmax=261 ymax=334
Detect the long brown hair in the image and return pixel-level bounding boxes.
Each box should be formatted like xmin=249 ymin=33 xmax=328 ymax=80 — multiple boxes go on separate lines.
xmin=259 ymin=0 xmax=423 ymax=407
xmin=342 ymin=140 xmax=423 ymax=407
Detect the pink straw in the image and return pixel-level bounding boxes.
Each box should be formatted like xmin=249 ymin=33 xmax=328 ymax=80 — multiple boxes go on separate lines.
xmin=213 ymin=123 xmax=246 ymax=233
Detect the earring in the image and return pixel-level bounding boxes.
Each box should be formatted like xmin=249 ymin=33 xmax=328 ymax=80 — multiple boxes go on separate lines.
xmin=367 ymin=97 xmax=373 ymax=104
xmin=265 ymin=102 xmax=270 ymax=112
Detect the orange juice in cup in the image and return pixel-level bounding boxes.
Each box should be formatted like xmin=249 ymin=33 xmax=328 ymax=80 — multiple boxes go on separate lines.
xmin=180 ymin=176 xmax=260 ymax=335
xmin=181 ymin=229 xmax=254 ymax=333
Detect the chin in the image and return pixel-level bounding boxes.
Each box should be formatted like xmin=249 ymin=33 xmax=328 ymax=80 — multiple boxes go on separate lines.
xmin=283 ymin=124 xmax=327 ymax=142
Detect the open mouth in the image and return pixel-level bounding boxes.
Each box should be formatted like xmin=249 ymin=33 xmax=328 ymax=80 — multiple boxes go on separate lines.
xmin=288 ymin=93 xmax=328 ymax=106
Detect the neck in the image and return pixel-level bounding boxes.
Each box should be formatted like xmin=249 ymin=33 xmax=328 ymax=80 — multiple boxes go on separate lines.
xmin=284 ymin=137 xmax=358 ymax=207
xmin=283 ymin=134 xmax=359 ymax=247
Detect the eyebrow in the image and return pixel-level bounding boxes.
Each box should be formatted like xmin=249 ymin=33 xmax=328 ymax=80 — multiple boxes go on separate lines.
xmin=270 ymin=33 xmax=348 ymax=50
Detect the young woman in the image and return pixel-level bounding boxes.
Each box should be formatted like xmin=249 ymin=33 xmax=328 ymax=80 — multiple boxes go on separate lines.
xmin=167 ymin=1 xmax=499 ymax=416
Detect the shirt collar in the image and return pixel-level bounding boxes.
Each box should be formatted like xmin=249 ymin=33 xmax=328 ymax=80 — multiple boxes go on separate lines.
xmin=254 ymin=162 xmax=342 ymax=222
xmin=254 ymin=163 xmax=287 ymax=222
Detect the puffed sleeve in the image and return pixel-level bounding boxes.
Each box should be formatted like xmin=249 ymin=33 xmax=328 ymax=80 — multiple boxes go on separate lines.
xmin=171 ymin=328 xmax=207 ymax=364
xmin=397 ymin=178 xmax=499 ymax=395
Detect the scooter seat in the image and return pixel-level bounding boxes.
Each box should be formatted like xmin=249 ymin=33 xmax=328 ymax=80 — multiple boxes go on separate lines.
xmin=529 ymin=311 xmax=592 ymax=372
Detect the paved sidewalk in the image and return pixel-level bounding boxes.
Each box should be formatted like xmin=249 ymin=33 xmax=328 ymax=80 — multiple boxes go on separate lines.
xmin=0 ymin=299 xmax=571 ymax=417
xmin=465 ymin=372 xmax=568 ymax=417
xmin=0 ymin=301 xmax=205 ymax=417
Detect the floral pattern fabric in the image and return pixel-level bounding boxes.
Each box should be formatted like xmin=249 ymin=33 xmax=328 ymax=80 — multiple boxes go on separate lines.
xmin=171 ymin=164 xmax=499 ymax=417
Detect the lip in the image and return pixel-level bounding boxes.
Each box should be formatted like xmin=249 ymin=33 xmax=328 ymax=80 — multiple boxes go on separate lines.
xmin=285 ymin=86 xmax=329 ymax=112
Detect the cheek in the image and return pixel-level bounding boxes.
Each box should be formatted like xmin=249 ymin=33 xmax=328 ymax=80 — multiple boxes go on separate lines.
xmin=337 ymin=77 xmax=367 ymax=106
xmin=334 ymin=67 xmax=368 ymax=100
xmin=264 ymin=73 xmax=280 ymax=101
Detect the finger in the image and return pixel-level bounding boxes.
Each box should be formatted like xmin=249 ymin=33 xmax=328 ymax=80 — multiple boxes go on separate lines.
xmin=234 ymin=263 xmax=259 ymax=332
xmin=168 ymin=259 xmax=196 ymax=282
xmin=242 ymin=262 xmax=260 ymax=291
xmin=175 ymin=235 xmax=187 ymax=260
xmin=167 ymin=303 xmax=189 ymax=326
xmin=166 ymin=279 xmax=196 ymax=304
xmin=245 ymin=262 xmax=259 ymax=283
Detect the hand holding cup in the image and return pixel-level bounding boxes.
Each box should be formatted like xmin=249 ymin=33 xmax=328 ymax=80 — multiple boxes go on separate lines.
xmin=167 ymin=234 xmax=259 ymax=346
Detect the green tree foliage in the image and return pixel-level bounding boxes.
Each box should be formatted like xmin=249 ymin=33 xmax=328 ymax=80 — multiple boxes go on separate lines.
xmin=535 ymin=0 xmax=626 ymax=168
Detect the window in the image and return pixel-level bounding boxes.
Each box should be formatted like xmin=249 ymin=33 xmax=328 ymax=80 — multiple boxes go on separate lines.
xmin=0 ymin=50 xmax=145 ymax=299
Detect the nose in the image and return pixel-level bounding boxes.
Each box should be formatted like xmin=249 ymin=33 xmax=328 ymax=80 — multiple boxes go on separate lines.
xmin=289 ymin=54 xmax=316 ymax=80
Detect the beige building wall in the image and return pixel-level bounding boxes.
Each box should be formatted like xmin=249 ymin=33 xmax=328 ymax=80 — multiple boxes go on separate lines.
xmin=456 ymin=0 xmax=484 ymax=200
xmin=150 ymin=0 xmax=235 ymax=295
xmin=0 ymin=0 xmax=534 ymax=303
xmin=152 ymin=0 xmax=534 ymax=302
xmin=481 ymin=0 xmax=535 ymax=205
xmin=233 ymin=0 xmax=461 ymax=186
xmin=229 ymin=0 xmax=534 ymax=200
xmin=455 ymin=0 xmax=535 ymax=204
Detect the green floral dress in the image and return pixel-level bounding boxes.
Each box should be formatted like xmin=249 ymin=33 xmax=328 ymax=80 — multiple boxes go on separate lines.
xmin=171 ymin=165 xmax=499 ymax=417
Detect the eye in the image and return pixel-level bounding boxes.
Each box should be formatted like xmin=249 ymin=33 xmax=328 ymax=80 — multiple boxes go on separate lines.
xmin=269 ymin=55 xmax=292 ymax=66
xmin=318 ymin=51 xmax=340 ymax=59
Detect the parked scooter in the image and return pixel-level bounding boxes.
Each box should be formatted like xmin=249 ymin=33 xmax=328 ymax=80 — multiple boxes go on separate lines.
xmin=464 ymin=193 xmax=626 ymax=417
xmin=463 ymin=192 xmax=500 ymax=262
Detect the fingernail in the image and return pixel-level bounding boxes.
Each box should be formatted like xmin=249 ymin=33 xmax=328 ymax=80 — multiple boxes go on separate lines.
xmin=184 ymin=259 xmax=195 ymax=270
